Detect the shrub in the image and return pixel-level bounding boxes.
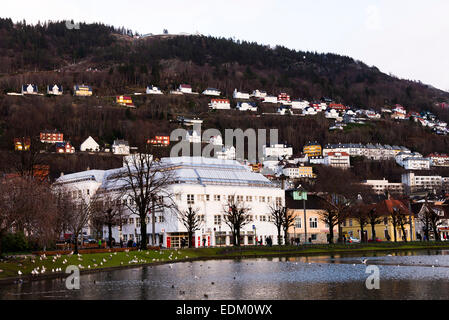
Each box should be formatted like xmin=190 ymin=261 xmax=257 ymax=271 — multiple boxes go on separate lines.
xmin=1 ymin=232 xmax=29 ymax=253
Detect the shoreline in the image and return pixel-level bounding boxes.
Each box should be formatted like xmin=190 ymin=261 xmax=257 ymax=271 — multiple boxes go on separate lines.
xmin=2 ymin=243 xmax=449 ymax=285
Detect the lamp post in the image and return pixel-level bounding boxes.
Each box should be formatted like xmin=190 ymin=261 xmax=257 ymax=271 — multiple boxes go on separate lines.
xmin=293 ymin=187 xmax=308 ymax=244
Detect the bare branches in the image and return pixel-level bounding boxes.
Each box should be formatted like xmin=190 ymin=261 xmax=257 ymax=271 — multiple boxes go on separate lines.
xmin=178 ymin=206 xmax=202 ymax=248
xmin=222 ymin=195 xmax=251 ymax=246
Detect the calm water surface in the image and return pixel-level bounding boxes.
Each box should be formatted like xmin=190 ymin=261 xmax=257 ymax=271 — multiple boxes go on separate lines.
xmin=1 ymin=249 xmax=449 ymax=300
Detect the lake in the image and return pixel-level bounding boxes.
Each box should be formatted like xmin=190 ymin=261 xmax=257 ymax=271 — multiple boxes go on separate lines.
xmin=1 ymin=249 xmax=449 ymax=300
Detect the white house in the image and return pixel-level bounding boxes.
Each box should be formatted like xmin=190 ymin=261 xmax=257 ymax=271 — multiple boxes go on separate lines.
xmin=22 ymin=84 xmax=38 ymax=95
xmin=209 ymin=135 xmax=223 ymax=146
xmin=303 ymin=107 xmax=317 ymax=115
xmin=403 ymin=157 xmax=431 ymax=170
xmin=262 ymin=96 xmax=278 ymax=104
xmin=216 ymin=146 xmax=236 ymax=160
xmin=202 ymin=88 xmax=221 ymax=96
xmin=80 ymin=136 xmax=100 ymax=152
xmin=236 ymin=102 xmax=258 ymax=112
xmin=186 ymin=130 xmax=202 ymax=143
xmin=55 ymin=157 xmax=285 ymax=248
xmin=363 ymin=179 xmax=404 ymax=195
xmin=251 ymin=90 xmax=267 ymax=98
xmin=325 ymin=108 xmax=340 ymax=119
xmin=233 ymin=89 xmax=250 ymax=100
xmin=208 ymin=99 xmax=231 ymax=110
xmin=47 ymin=84 xmax=63 ymax=95
xmin=112 ymin=140 xmax=130 ymax=155
xmin=146 ymin=85 xmax=163 ymax=95
xmin=324 ymin=152 xmax=351 ymax=169
xmin=291 ymin=100 xmax=309 ymax=109
xmin=263 ymin=144 xmax=293 ymax=160
xmin=395 ymin=152 xmax=422 ymax=167
xmin=277 ymin=105 xmax=292 ymax=115
xmin=179 ymin=84 xmax=193 ymax=94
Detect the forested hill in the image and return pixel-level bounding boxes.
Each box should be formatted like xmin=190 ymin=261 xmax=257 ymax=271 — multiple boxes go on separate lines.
xmin=0 ymin=18 xmax=448 ymax=111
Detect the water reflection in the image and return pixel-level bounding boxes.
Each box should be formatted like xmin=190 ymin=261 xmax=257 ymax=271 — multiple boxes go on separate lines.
xmin=1 ymin=250 xmax=449 ymax=300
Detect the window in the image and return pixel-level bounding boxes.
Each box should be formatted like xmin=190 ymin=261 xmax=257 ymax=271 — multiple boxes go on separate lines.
xmin=276 ymin=197 xmax=282 ymax=207
xmin=187 ymin=194 xmax=195 ymax=205
xmin=309 ymin=217 xmax=318 ymax=229
xmin=205 ymin=194 xmax=210 ymax=201
xmin=175 ymin=194 xmax=182 ymax=201
xmin=214 ymin=195 xmax=221 ymax=202
xmin=248 ymin=215 xmax=254 ymax=222
xmin=158 ymin=216 xmax=165 ymax=223
xmin=246 ymin=196 xmax=253 ymax=202
xmin=198 ymin=215 xmax=205 ymax=222
xmin=129 ymin=218 xmax=134 ymax=225
xmin=260 ymin=215 xmax=267 ymax=222
xmin=198 ymin=195 xmax=205 ymax=202
xmin=259 ymin=196 xmax=266 ymax=203
xmin=295 ymin=217 xmax=302 ymax=228
xmin=123 ymin=235 xmax=128 ymax=242
xmin=136 ymin=218 xmax=141 ymax=228
xmin=267 ymin=196 xmax=272 ymax=203
xmin=214 ymin=215 xmax=222 ymax=225
xmin=228 ymin=195 xmax=235 ymax=202
xmin=349 ymin=219 xmax=353 ymax=227
xmin=237 ymin=195 xmax=244 ymax=202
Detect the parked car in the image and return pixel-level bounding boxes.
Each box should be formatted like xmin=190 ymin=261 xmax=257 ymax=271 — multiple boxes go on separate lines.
xmin=348 ymin=237 xmax=360 ymax=243
xmin=368 ymin=238 xmax=382 ymax=243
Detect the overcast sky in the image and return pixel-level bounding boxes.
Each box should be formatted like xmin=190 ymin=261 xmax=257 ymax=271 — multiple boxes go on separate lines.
xmin=2 ymin=0 xmax=448 ymax=91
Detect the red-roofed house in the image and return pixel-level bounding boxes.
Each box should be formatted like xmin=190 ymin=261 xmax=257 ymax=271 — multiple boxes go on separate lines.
xmin=324 ymin=152 xmax=350 ymax=169
xmin=428 ymin=153 xmax=449 ymax=167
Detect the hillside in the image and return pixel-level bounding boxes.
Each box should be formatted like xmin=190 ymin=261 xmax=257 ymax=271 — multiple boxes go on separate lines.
xmin=1 ymin=18 xmax=449 ymax=178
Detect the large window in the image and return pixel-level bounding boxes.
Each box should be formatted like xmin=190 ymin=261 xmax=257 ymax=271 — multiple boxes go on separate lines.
xmin=295 ymin=217 xmax=302 ymax=228
xmin=214 ymin=194 xmax=221 ymax=202
xmin=214 ymin=215 xmax=222 ymax=225
xmin=309 ymin=217 xmax=318 ymax=229
xmin=187 ymin=194 xmax=195 ymax=205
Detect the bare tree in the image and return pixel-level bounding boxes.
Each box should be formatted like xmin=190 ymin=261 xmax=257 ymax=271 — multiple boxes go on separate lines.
xmin=178 ymin=206 xmax=202 ymax=248
xmin=92 ymin=191 xmax=129 ymax=248
xmin=366 ymin=206 xmax=384 ymax=241
xmin=223 ymin=196 xmax=251 ymax=246
xmin=281 ymin=206 xmax=295 ymax=246
xmin=350 ymin=203 xmax=370 ymax=242
xmin=268 ymin=203 xmax=284 ymax=245
xmin=118 ymin=152 xmax=176 ymax=250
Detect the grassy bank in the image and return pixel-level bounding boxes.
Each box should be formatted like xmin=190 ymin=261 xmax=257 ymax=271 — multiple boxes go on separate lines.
xmin=1 ymin=242 xmax=449 ymax=282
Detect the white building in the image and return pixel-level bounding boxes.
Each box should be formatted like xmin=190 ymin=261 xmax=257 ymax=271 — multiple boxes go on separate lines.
xmin=262 ymin=96 xmax=278 ymax=104
xmin=402 ymin=157 xmax=431 ymax=170
xmin=324 ymin=152 xmax=351 ymax=169
xmin=208 ymin=99 xmax=231 ymax=110
xmin=236 ymin=102 xmax=258 ymax=112
xmin=47 ymin=84 xmax=63 ymax=95
xmin=233 ymin=89 xmax=250 ymax=100
xmin=22 ymin=84 xmax=38 ymax=95
xmin=186 ymin=130 xmax=202 ymax=143
xmin=263 ymin=144 xmax=293 ymax=160
xmin=216 ymin=146 xmax=236 ymax=160
xmin=291 ymin=100 xmax=309 ymax=109
xmin=402 ymin=172 xmax=447 ymax=194
xmin=55 ymin=157 xmax=285 ymax=248
xmin=112 ymin=140 xmax=130 ymax=155
xmin=146 ymin=85 xmax=163 ymax=95
xmin=277 ymin=105 xmax=292 ymax=115
xmin=209 ymin=135 xmax=223 ymax=146
xmin=363 ymin=179 xmax=404 ymax=195
xmin=251 ymin=90 xmax=267 ymax=98
xmin=202 ymin=88 xmax=221 ymax=96
xmin=80 ymin=136 xmax=100 ymax=152
xmin=303 ymin=107 xmax=317 ymax=115
xmin=179 ymin=84 xmax=193 ymax=94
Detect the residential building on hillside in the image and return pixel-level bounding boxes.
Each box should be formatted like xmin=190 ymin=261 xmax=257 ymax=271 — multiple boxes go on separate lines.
xmin=178 ymin=84 xmax=192 ymax=94
xmin=116 ymin=96 xmax=134 ymax=107
xmin=428 ymin=153 xmax=449 ymax=167
xmin=186 ymin=130 xmax=201 ymax=143
xmin=282 ymin=164 xmax=315 ymax=179
xmin=22 ymin=84 xmax=38 ymax=95
xmin=303 ymin=142 xmax=322 ymax=157
xmin=112 ymin=140 xmax=130 ymax=155
xmin=216 ymin=146 xmax=236 ymax=160
xmin=80 ymin=136 xmax=100 ymax=152
xmin=263 ymin=144 xmax=293 ymax=160
xmin=233 ymin=89 xmax=250 ymax=100
xmin=277 ymin=93 xmax=291 ymax=104
xmin=208 ymin=99 xmax=231 ymax=110
xmin=363 ymin=179 xmax=405 ymax=195
xmin=236 ymin=102 xmax=258 ymax=111
xmin=291 ymin=100 xmax=309 ymax=109
xmin=146 ymin=85 xmax=163 ymax=95
xmin=40 ymin=130 xmax=63 ymax=144
xmin=401 ymin=172 xmax=449 ymax=194
xmin=251 ymin=90 xmax=267 ymax=98
xmin=14 ymin=137 xmax=31 ymax=151
xmin=56 ymin=141 xmax=75 ymax=154
xmin=47 ymin=84 xmax=63 ymax=95
xmin=148 ymin=136 xmax=170 ymax=146
xmin=324 ymin=152 xmax=350 ymax=169
xmin=402 ymin=157 xmax=431 ymax=170
xmin=202 ymin=88 xmax=221 ymax=96
xmin=74 ymin=84 xmax=93 ymax=96
xmin=262 ymin=96 xmax=278 ymax=104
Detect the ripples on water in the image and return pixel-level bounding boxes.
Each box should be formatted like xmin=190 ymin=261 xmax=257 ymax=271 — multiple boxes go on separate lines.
xmin=1 ymin=250 xmax=449 ymax=300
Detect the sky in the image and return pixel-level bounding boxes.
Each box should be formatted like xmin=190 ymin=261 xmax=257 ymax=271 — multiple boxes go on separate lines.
xmin=2 ymin=0 xmax=449 ymax=91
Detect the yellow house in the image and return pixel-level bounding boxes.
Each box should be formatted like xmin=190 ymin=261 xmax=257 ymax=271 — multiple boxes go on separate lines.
xmin=341 ymin=199 xmax=416 ymax=242
xmin=286 ymin=192 xmax=338 ymax=243
xmin=74 ymin=84 xmax=93 ymax=96
xmin=303 ymin=142 xmax=322 ymax=157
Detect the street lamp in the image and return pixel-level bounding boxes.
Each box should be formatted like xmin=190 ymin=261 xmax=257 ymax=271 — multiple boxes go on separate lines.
xmin=293 ymin=187 xmax=308 ymax=244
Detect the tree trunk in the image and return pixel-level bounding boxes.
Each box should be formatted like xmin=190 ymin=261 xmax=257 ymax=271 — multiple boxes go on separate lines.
xmin=400 ymin=224 xmax=407 ymax=242
xmin=433 ymin=226 xmax=440 ymax=242
xmin=393 ymin=226 xmax=397 ymax=242
xmin=283 ymin=228 xmax=289 ymax=246
xmin=108 ymin=222 xmax=113 ymax=248
xmin=328 ymin=224 xmax=334 ymax=244
xmin=188 ymin=231 xmax=193 ymax=248
xmin=140 ymin=220 xmax=148 ymax=250
xmin=277 ymin=226 xmax=282 ymax=246
xmin=152 ymin=202 xmax=156 ymax=247
xmin=371 ymin=223 xmax=376 ymax=241
xmin=74 ymin=233 xmax=79 ymax=254
xmin=236 ymin=229 xmax=241 ymax=246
